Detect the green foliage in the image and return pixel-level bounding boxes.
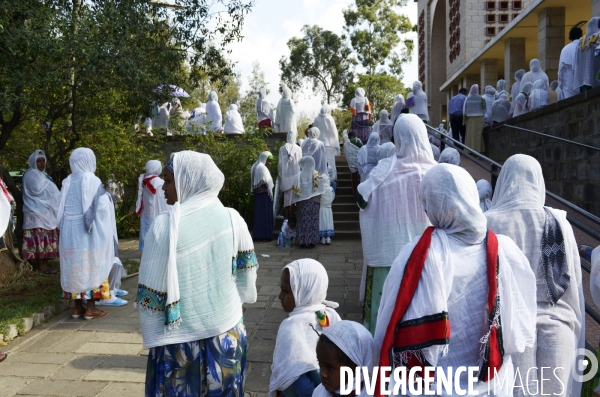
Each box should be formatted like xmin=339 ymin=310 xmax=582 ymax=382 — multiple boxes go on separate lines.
xmin=280 ymin=25 xmax=355 ymax=105
xmin=331 ymin=109 xmax=353 ymax=135
xmin=344 ymin=74 xmax=409 ymax=117
xmin=343 ymin=0 xmax=413 ymax=77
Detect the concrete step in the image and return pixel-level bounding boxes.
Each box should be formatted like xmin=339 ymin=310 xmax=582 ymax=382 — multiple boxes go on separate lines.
xmin=332 ymin=202 xmax=359 ymax=212
xmin=335 ymin=186 xmax=353 ymax=196
xmin=333 ymin=194 xmax=358 ymax=204
xmin=333 ymin=211 xmax=359 ymax=222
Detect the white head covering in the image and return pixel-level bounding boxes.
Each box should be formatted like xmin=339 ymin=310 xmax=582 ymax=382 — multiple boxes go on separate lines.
xmin=223 ymin=104 xmax=245 ymax=134
xmin=135 ymin=160 xmax=163 ymax=215
xmin=409 ymin=81 xmax=429 ymax=121
xmin=529 ymin=79 xmax=550 ymax=110
xmin=302 ymin=127 xmax=327 ymax=175
xmin=391 ymin=94 xmax=405 ymax=123
xmin=205 ymin=91 xmax=222 ymax=132
xmin=377 ymin=142 xmax=395 ymax=161
xmin=22 ymin=149 xmax=60 ymax=230
xmin=463 ymin=84 xmax=486 ymax=117
xmin=313 ymin=105 xmax=340 ymax=156
xmin=377 ymin=109 xmax=393 ymax=143
xmin=279 ymin=131 xmax=302 ymax=192
xmin=350 ymin=87 xmax=370 ymax=114
xmin=514 ymin=82 xmax=534 ymax=116
xmin=161 ymin=151 xmax=225 ymax=327
xmin=251 ymin=151 xmax=274 ymax=199
xmin=270 ymin=259 xmax=341 ymax=397
xmin=497 ymin=79 xmax=506 ymax=93
xmin=483 ymin=86 xmax=496 ymax=124
xmin=292 ymin=156 xmax=325 ymax=204
xmin=438 ymin=147 xmax=461 ymax=165
xmin=476 ymin=179 xmax=493 ymax=212
xmin=492 ymin=95 xmax=511 ymax=123
xmin=521 ymin=58 xmax=550 ymax=92
xmin=430 ymin=143 xmax=441 ymax=161
xmin=274 ymin=85 xmax=297 ymax=134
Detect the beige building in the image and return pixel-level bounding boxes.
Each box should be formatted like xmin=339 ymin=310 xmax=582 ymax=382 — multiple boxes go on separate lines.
xmin=417 ymin=0 xmax=600 ymax=126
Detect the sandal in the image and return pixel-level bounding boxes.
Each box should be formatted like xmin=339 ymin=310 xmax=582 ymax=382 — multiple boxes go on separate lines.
xmin=0 ymin=352 xmax=6 ymax=363
xmin=84 ymin=310 xmax=108 ymax=320
xmin=71 ymin=309 xmax=86 ymax=319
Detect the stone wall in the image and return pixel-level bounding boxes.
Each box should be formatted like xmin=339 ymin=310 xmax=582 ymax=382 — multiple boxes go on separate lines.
xmin=483 ymin=86 xmax=600 ymax=215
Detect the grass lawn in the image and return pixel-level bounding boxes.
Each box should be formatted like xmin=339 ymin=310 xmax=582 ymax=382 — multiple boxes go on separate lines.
xmin=0 ymin=268 xmax=62 ymax=339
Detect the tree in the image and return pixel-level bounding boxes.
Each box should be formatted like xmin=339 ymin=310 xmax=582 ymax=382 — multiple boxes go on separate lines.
xmin=280 ymin=25 xmax=355 ymax=105
xmin=344 ymin=74 xmax=408 ymax=116
xmin=343 ymin=0 xmax=413 ymax=77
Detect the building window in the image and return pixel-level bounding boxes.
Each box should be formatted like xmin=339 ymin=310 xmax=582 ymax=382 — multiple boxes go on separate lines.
xmin=513 ymin=13 xmax=519 ymax=20
xmin=486 ymin=14 xmax=496 ymax=23
xmin=418 ymin=11 xmax=425 ymax=85
xmin=486 ymin=27 xmax=496 ymax=36
xmin=498 ymin=26 xmax=504 ymax=32
xmin=512 ymin=1 xmax=522 ymax=9
xmin=499 ymin=14 xmax=509 ymax=23
xmin=486 ymin=1 xmax=496 ymax=10
xmin=499 ymin=1 xmax=509 ymax=10
xmin=449 ymin=0 xmax=461 ymax=63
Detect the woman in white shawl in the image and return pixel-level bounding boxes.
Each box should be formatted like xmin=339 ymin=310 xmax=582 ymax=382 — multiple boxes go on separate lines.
xmin=279 ymin=131 xmax=302 ymax=218
xmin=483 ymin=85 xmax=496 ymax=126
xmin=313 ymin=105 xmax=340 ymax=181
xmin=374 ymin=109 xmax=393 ymax=144
xmin=513 ymin=82 xmax=534 ymax=117
xmin=485 ymin=155 xmax=585 ymax=397
xmin=376 ymin=142 xmax=395 ymax=161
xmin=438 ymin=147 xmax=460 ymax=165
xmin=430 ymin=143 xmax=441 ymax=161
xmin=529 ymin=79 xmax=550 ymax=111
xmin=319 ymin=173 xmax=335 ymax=245
xmin=390 ymin=94 xmax=405 ymax=124
xmin=357 ymin=132 xmax=380 ymax=183
xmin=573 ymin=17 xmax=600 ymax=93
xmin=223 ymin=104 xmax=245 ymax=134
xmin=58 ymin=148 xmax=117 ymax=320
xmin=374 ymin=164 xmax=536 ymax=397
xmin=275 ymin=85 xmax=297 ymax=134
xmin=521 ymin=59 xmax=550 ymax=93
xmin=313 ymin=321 xmax=377 ymax=397
xmin=22 ymin=149 xmax=61 ymax=274
xmin=343 ymin=130 xmax=362 ymax=193
xmin=136 ymin=160 xmax=168 ymax=251
xmin=257 ymin=88 xmax=273 ymax=131
xmin=251 ymin=151 xmax=274 ymax=241
xmin=270 ymin=259 xmax=341 ymax=397
xmin=491 ymin=93 xmax=511 ymax=124
xmin=510 ymin=69 xmax=526 ymax=115
xmin=301 ymin=127 xmax=327 ymax=175
xmin=292 ymin=157 xmax=325 ymax=249
xmin=463 ymin=84 xmax=486 ymax=153
xmin=136 ymin=151 xmax=257 ymax=396
xmin=205 ymin=91 xmax=222 ymax=133
xmin=349 ymin=88 xmax=372 ymax=144
xmin=496 ymin=79 xmax=508 ymax=99
xmin=357 ymin=114 xmax=437 ymax=334
xmin=407 ymin=81 xmax=429 ymax=123
xmin=476 ymin=179 xmax=493 ymax=212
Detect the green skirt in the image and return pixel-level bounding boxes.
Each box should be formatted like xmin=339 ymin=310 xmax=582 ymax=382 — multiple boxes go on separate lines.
xmin=363 ymin=266 xmax=391 ymax=335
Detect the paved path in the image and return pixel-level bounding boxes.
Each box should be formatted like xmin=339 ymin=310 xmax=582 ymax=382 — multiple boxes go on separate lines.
xmin=0 ymin=240 xmax=364 ymax=397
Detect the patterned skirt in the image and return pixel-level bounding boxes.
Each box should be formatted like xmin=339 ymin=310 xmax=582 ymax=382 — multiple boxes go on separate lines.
xmin=296 ymin=199 xmax=320 ymax=246
xmin=22 ymin=228 xmax=60 ymax=261
xmin=351 ymin=113 xmax=371 ymax=144
xmin=62 ymin=278 xmax=111 ymax=301
xmin=145 ymin=321 xmax=247 ymax=397
xmin=363 ymin=266 xmax=391 ymax=335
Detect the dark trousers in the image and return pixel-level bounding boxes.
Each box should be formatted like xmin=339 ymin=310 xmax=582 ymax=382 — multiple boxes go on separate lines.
xmin=450 ymin=114 xmax=466 ymax=144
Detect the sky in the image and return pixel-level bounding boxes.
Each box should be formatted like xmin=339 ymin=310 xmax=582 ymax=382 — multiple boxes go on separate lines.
xmin=228 ymin=0 xmax=419 ymax=120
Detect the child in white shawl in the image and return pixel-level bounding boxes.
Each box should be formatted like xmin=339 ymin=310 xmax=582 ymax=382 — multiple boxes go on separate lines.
xmin=223 ymin=104 xmax=245 ymax=134
xmin=313 ymin=321 xmax=377 ymax=397
xmin=270 ymin=259 xmax=341 ymax=397
xmin=319 ymin=174 xmax=335 ymax=245
xmin=136 ymin=160 xmax=168 ymax=251
xmin=476 ymin=179 xmax=493 ymax=212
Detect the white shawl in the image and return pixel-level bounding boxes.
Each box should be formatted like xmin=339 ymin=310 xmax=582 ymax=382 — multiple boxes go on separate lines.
xmin=529 ymin=79 xmax=550 ymax=111
xmin=319 ymin=173 xmax=335 ymax=208
xmin=483 ymin=86 xmax=496 ymax=125
xmin=350 ymin=88 xmax=370 ymax=114
xmin=377 ymin=142 xmax=395 ymax=161
xmin=269 ymin=259 xmax=340 ymax=397
xmin=278 ymin=131 xmax=301 ymax=192
xmin=391 ymin=94 xmax=405 ymax=123
xmin=408 ymin=81 xmax=429 ymax=121
xmin=292 ymin=156 xmax=324 ymax=204
xmin=312 ymin=320 xmax=378 ymax=397
xmin=476 ymin=179 xmax=493 ymax=212
xmin=463 ymin=84 xmax=486 ymax=117
xmin=510 ymin=69 xmax=525 ymax=114
xmin=573 ymin=17 xmax=600 ymax=91
xmin=275 ymin=86 xmax=297 ymax=134
xmin=256 ymin=88 xmax=273 ymax=122
xmin=343 ymin=135 xmax=361 ymax=173
xmin=135 ymin=160 xmax=167 ymax=218
xmin=302 ymin=127 xmax=327 ymax=175
xmin=357 ymin=132 xmax=380 ymax=182
xmin=0 ymin=183 xmax=10 ymax=237
xmin=375 ymin=165 xmax=536 ymax=396
xmin=521 ymin=59 xmax=550 ymax=93
xmin=205 ymin=91 xmax=222 ymax=132
xmin=22 ymin=149 xmax=60 ymax=230
xmin=438 ymin=147 xmax=461 ymax=166
xmin=376 ymin=110 xmax=393 ymax=144
xmin=223 ymin=104 xmax=245 ymax=134
xmin=313 ymin=105 xmax=340 ymax=156
xmin=251 ymin=151 xmax=274 ymax=198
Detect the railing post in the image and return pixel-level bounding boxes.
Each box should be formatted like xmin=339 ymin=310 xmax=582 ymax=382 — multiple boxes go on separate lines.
xmin=491 ymin=164 xmax=499 ymax=192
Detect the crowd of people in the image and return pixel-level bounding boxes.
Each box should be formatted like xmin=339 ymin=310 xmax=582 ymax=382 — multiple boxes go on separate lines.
xmin=0 ymin=53 xmax=599 ymax=394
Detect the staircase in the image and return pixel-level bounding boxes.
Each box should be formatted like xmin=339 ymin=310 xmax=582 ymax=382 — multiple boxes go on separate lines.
xmin=273 ymin=154 xmax=361 ymax=240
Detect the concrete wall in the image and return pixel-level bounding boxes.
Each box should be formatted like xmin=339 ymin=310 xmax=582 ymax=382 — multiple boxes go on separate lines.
xmin=484 ymin=87 xmax=600 ymax=215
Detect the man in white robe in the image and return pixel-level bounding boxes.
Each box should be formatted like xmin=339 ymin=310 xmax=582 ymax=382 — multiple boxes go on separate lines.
xmin=559 ymin=27 xmax=584 ymax=100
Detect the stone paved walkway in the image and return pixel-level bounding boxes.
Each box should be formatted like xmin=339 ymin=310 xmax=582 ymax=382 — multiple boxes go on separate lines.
xmin=0 ymin=239 xmax=364 ymax=397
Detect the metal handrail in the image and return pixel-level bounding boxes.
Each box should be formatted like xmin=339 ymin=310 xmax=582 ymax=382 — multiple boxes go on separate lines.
xmin=496 ymin=124 xmax=600 ymax=153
